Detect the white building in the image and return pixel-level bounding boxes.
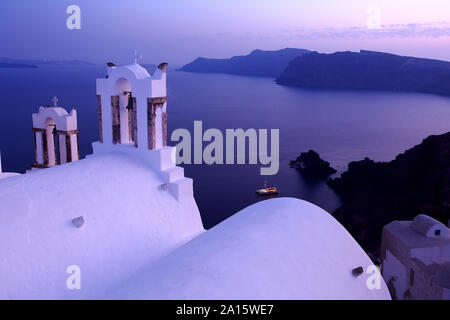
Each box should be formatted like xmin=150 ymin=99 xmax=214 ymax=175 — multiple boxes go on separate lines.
xmin=94 ymin=62 xmax=191 ymax=200
xmin=381 ymin=214 xmax=450 ymax=299
xmin=32 ymin=97 xmax=79 ymax=168
xmin=0 ymin=62 xmax=391 ymax=300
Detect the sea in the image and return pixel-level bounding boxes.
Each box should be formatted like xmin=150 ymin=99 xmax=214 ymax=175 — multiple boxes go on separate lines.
xmin=1 ymin=65 xmax=449 ymax=228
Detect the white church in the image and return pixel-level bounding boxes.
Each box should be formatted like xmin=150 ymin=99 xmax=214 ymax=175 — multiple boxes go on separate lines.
xmin=0 ymin=62 xmax=391 ymax=300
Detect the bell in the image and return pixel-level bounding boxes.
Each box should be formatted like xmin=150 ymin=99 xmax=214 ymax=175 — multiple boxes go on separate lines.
xmin=52 ymin=126 xmax=57 ymax=135
xmin=126 ymin=93 xmax=134 ymax=110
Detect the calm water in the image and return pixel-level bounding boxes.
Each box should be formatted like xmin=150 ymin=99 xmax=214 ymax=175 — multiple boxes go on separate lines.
xmin=1 ymin=66 xmax=450 ymax=228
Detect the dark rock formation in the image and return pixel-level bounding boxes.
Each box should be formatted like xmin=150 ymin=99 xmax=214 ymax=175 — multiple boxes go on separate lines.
xmin=276 ymin=50 xmax=450 ymax=96
xmin=290 ymin=150 xmax=337 ymax=178
xmin=179 ymin=48 xmax=310 ymax=78
xmin=328 ymin=132 xmax=450 ymax=256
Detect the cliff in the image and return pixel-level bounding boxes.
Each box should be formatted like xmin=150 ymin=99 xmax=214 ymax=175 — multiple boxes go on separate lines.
xmin=327 ymin=132 xmax=450 ymax=256
xmin=179 ymin=48 xmax=310 ymax=77
xmin=276 ymin=50 xmax=450 ymax=96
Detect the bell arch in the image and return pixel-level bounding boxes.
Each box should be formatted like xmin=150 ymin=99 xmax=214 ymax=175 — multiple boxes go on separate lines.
xmin=32 ymin=100 xmax=79 ymax=168
xmin=111 ymin=77 xmax=138 ymax=146
xmin=44 ymin=117 xmax=58 ymax=166
xmin=96 ymin=62 xmax=168 ymax=151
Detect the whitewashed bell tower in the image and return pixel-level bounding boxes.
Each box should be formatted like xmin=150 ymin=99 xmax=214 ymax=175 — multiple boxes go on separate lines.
xmin=32 ymin=97 xmax=79 ymax=168
xmin=93 ymin=62 xmax=193 ymax=200
xmin=95 ymin=62 xmax=168 ymax=150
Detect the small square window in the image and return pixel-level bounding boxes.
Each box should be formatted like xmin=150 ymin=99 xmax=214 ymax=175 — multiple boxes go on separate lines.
xmin=435 ymin=229 xmax=441 ymax=236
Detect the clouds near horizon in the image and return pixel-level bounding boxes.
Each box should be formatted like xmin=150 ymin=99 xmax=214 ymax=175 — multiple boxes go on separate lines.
xmin=0 ymin=0 xmax=449 ymax=64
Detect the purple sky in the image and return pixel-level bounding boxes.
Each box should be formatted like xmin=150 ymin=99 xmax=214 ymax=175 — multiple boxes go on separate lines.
xmin=1 ymin=0 xmax=449 ymax=65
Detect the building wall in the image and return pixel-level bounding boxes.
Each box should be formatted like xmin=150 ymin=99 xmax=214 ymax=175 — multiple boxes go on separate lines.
xmin=411 ymin=244 xmax=450 ymax=265
xmin=381 ymin=221 xmax=450 ymax=300
xmin=409 ymin=259 xmax=445 ymax=300
xmin=443 ymin=288 xmax=450 ymax=299
xmin=380 ymin=226 xmax=411 ymax=263
xmin=383 ymin=249 xmax=408 ymax=299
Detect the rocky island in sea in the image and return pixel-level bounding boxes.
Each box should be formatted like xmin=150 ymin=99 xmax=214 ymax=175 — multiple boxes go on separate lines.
xmin=290 ymin=150 xmax=337 ymax=179
xmin=276 ymin=50 xmax=450 ymax=96
xmin=179 ymin=48 xmax=310 ymax=77
xmin=181 ymin=48 xmax=450 ymax=96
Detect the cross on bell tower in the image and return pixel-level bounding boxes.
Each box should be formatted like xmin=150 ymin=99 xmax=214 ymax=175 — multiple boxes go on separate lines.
xmin=52 ymin=96 xmax=59 ymax=108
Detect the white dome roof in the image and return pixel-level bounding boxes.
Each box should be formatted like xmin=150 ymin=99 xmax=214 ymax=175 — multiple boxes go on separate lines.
xmin=109 ymin=198 xmax=391 ymax=299
xmin=119 ymin=64 xmax=151 ymax=79
xmin=0 ymin=152 xmax=203 ymax=299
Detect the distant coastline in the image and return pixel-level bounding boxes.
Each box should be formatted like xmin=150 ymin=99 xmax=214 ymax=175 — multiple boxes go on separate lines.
xmin=277 ymin=50 xmax=450 ymax=97
xmin=0 ymin=63 xmax=37 ymax=69
xmin=178 ymin=48 xmax=310 ymax=78
xmin=0 ymin=58 xmax=95 ymax=67
xmin=180 ymin=49 xmax=450 ymax=97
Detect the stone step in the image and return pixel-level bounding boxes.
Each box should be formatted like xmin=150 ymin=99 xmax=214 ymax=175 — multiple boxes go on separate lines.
xmin=169 ymin=177 xmax=193 ymax=200
xmin=162 ymin=166 xmax=184 ymax=183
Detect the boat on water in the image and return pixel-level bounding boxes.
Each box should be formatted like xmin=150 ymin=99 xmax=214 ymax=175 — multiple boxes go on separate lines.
xmin=256 ymin=180 xmax=279 ymax=196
